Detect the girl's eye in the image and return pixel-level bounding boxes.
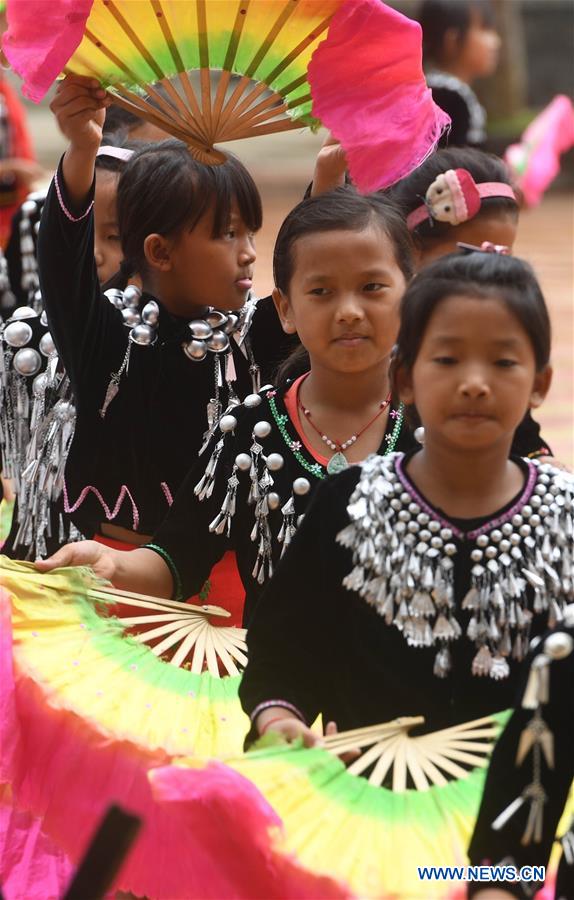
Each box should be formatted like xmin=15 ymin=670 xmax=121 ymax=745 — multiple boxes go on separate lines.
xmin=107 ymin=234 xmax=120 ymax=242
xmin=309 ymin=287 xmax=329 ymax=296
xmin=495 ymin=358 xmax=518 ymax=368
xmin=363 ymin=282 xmax=385 ymax=292
xmin=433 ymin=356 xmax=457 ymax=365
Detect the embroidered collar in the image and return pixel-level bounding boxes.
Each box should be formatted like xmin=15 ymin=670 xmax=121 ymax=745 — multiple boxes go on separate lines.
xmin=337 ymin=453 xmax=574 ymax=681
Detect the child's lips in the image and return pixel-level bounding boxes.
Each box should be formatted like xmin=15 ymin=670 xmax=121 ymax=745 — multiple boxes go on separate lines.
xmin=235 ymin=278 xmax=253 ymax=291
xmin=334 ymin=334 xmax=368 ymax=347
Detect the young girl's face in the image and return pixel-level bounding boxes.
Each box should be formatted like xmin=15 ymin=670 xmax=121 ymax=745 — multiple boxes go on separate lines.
xmin=400 ymin=294 xmax=551 ymax=451
xmin=449 ymin=12 xmax=500 ymax=79
xmin=275 ymin=225 xmax=406 ymax=376
xmin=150 ymin=201 xmax=256 ymax=316
xmin=94 ymin=170 xmax=123 ymax=286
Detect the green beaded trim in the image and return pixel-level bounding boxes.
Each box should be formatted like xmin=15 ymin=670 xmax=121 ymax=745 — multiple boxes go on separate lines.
xmin=267 ymin=391 xmax=404 ymax=479
xmin=142 ymin=542 xmax=183 ymax=601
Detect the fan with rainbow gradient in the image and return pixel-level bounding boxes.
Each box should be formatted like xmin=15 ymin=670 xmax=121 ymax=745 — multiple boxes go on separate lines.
xmin=2 ymin=0 xmax=450 ymax=190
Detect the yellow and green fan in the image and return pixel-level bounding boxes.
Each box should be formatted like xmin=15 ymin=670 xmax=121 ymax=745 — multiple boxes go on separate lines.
xmin=2 ymin=0 xmax=450 ymax=189
xmin=158 ymin=713 xmax=509 ymax=899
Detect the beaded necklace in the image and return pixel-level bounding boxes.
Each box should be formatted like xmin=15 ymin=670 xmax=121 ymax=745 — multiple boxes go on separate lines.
xmin=267 ymin=388 xmax=404 ymax=480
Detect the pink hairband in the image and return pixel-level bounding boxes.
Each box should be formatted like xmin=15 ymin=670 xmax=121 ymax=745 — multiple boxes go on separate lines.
xmin=406 ymin=168 xmax=517 ymax=231
xmin=96 ymin=146 xmax=134 ymax=162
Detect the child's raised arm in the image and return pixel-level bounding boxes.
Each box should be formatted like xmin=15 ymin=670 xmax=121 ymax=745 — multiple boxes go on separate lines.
xmin=50 ymin=75 xmax=111 ymax=206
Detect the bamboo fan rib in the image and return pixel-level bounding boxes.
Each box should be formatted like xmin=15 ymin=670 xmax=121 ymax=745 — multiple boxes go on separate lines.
xmin=324 ymin=714 xmax=499 ymax=790
xmin=62 ymin=0 xmax=342 ymax=162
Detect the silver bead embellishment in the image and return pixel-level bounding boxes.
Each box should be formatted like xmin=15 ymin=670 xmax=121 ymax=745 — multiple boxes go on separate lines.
xmin=544 ymin=632 xmax=574 ymax=660
xmin=476 ymin=534 xmax=489 ymax=548
xmin=414 ymin=426 xmax=425 ymax=444
xmin=206 ymin=330 xmax=230 ymax=353
xmin=267 ymin=493 xmax=281 ymax=510
xmin=11 ymin=306 xmax=36 ymax=320
xmin=4 ymin=321 xmax=32 ymax=347
xmin=122 ymin=284 xmax=142 ymax=307
xmin=129 ymin=324 xmax=156 ymax=346
xmin=235 ymin=453 xmax=252 ymax=471
xmin=219 ymin=415 xmax=237 ymax=433
xmin=13 ymin=347 xmax=42 ymax=376
xmin=293 ymin=477 xmax=311 ymax=496
xmin=244 ymin=393 xmax=262 ymax=408
xmin=189 ymin=320 xmax=213 ymax=340
xmin=121 ymin=308 xmax=141 ymax=327
xmin=205 ymin=310 xmax=227 ymax=329
xmin=183 ymin=340 xmax=208 ymax=361
xmin=266 ymin=453 xmax=284 ymax=472
xmin=471 ymin=549 xmax=483 ymax=562
xmin=39 ymin=332 xmax=56 ymax=356
xmin=142 ymin=301 xmax=159 ymax=326
xmin=253 ymin=421 xmax=272 ymax=439
xmin=32 ymin=372 xmax=48 ymax=397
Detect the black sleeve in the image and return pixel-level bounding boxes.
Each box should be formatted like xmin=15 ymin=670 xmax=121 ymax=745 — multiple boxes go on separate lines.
xmin=239 ymin=476 xmax=339 ymax=734
xmin=37 ymin=159 xmax=126 ymax=403
xmin=149 ymin=422 xmax=245 ymax=600
xmin=468 ymin=634 xmax=574 ymax=898
xmin=510 ymin=411 xmax=552 ymax=460
xmin=432 ymin=87 xmax=473 ymax=148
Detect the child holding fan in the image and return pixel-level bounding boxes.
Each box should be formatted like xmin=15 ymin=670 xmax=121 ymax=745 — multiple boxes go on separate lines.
xmin=239 ymin=249 xmax=572 ymax=751
xmin=37 ymin=74 xmax=285 ymax=550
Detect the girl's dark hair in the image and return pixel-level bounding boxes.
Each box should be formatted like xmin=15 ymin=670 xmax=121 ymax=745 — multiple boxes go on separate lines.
xmin=419 ymin=0 xmax=495 ymax=65
xmin=116 ymin=139 xmax=262 ymax=277
xmin=385 ymin=147 xmax=518 ymax=246
xmin=274 ymin=187 xmax=415 ymax=389
xmin=102 ymin=103 xmax=143 ymax=137
xmin=392 ymin=252 xmax=551 ymax=394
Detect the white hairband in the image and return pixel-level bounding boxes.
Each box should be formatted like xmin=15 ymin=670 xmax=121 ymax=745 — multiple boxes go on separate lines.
xmin=96 ymin=146 xmax=134 ymax=162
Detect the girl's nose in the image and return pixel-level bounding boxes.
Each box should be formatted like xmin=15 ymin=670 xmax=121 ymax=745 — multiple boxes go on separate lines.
xmin=336 ymin=294 xmax=364 ymax=321
xmin=460 ymin=369 xmax=490 ymax=397
xmin=94 ymin=245 xmax=104 ymax=268
xmin=239 ymin=236 xmax=256 ymax=265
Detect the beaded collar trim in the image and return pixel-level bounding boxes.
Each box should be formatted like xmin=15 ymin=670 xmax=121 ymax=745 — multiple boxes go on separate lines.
xmin=337 ymin=453 xmax=573 ymax=681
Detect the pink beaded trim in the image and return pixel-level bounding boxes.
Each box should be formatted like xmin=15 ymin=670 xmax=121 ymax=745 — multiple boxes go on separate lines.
xmin=395 ymin=455 xmax=537 ymax=541
xmin=54 ymin=170 xmax=94 ymax=223
xmin=160 ymin=481 xmax=174 ymax=506
xmin=250 ymin=699 xmax=305 ymax=724
xmin=63 ymin=480 xmax=140 ymax=531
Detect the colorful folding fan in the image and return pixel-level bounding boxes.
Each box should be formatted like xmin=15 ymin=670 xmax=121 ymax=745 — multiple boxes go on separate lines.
xmin=1 ymin=567 xmax=349 ymax=898
xmin=167 ymin=714 xmax=509 ymax=899
xmin=505 ymin=95 xmax=574 ymax=207
xmin=2 ymin=0 xmax=449 ymax=189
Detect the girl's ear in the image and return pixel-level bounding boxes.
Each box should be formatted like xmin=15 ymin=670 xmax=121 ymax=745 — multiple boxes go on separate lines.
xmin=529 ymin=365 xmax=553 ymax=409
xmin=394 ymin=360 xmax=415 ymax=405
xmin=143 ymin=233 xmax=172 ymax=272
xmin=272 ymin=287 xmax=297 ymax=335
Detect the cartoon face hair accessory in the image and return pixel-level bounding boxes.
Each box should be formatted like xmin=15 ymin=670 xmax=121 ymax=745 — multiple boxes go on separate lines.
xmin=407 ymin=169 xmax=517 ymax=231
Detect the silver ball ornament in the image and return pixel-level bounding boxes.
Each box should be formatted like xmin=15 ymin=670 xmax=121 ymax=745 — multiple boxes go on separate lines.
xmin=253 ymin=421 xmax=272 ymax=439
xmin=13 ymin=347 xmax=41 ymax=376
xmin=183 ymin=340 xmax=208 ymax=361
xmin=543 ymin=632 xmax=574 ymax=660
xmin=414 ymin=426 xmax=425 ymax=445
xmin=10 ymin=306 xmax=36 ymax=320
xmin=142 ymin=301 xmax=159 ymax=326
xmin=21 ymin=200 xmax=38 ymax=216
xmin=121 ymin=307 xmax=141 ymax=327
xmin=4 ymin=320 xmax=32 ymax=347
xmin=235 ymin=453 xmax=252 ymax=471
xmin=293 ymin=477 xmax=311 ymax=496
xmin=223 ymin=313 xmax=239 ymax=334
xmin=189 ymin=320 xmax=213 ymax=340
xmin=105 ymin=288 xmax=125 ymax=309
xmin=123 ymin=284 xmax=142 ymax=308
xmin=244 ymin=393 xmax=262 ymax=408
xmin=205 ymin=310 xmax=228 ymax=329
xmin=267 ymin=492 xmax=281 ymax=510
xmin=129 ymin=324 xmax=156 ymax=346
xmin=39 ymin=332 xmax=56 ymax=356
xmin=40 ymin=311 xmax=48 ymax=327
xmin=219 ymin=415 xmax=238 ymax=433
xmin=266 ymin=453 xmax=284 ymax=471
xmin=206 ymin=330 xmax=230 ymax=353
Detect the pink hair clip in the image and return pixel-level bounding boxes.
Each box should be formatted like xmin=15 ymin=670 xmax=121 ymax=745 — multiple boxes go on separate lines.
xmin=457 ymin=241 xmax=511 ymax=255
xmin=96 ymin=146 xmax=134 ymax=162
xmin=407 ymin=168 xmax=517 ymax=231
